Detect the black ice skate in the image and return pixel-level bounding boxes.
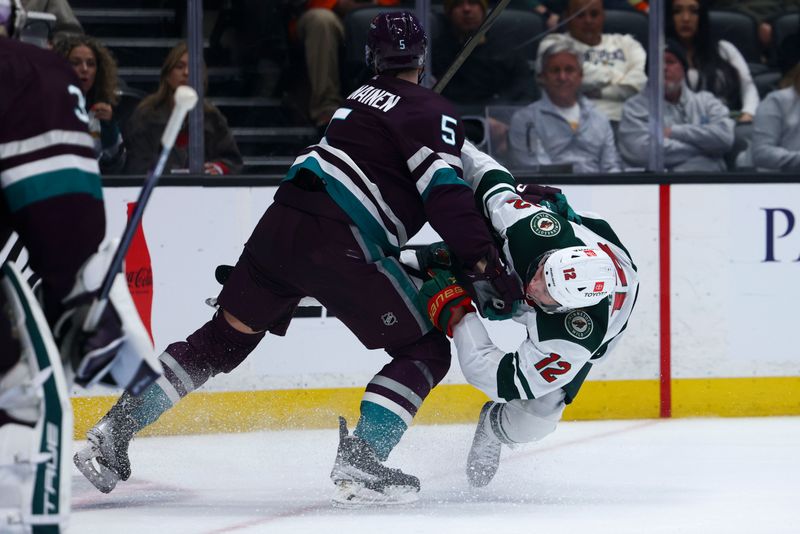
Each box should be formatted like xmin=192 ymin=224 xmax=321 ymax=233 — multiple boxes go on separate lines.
xmin=330 ymin=416 xmax=420 ymax=507
xmin=74 ymin=408 xmax=136 ymax=493
xmin=466 ymin=401 xmax=505 ymax=488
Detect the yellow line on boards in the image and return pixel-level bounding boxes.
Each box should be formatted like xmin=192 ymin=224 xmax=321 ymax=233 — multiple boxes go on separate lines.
xmin=70 ymin=377 xmax=800 ymax=440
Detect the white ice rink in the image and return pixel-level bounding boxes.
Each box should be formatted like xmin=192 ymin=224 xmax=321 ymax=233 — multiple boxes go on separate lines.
xmin=71 ymin=417 xmax=799 ymax=534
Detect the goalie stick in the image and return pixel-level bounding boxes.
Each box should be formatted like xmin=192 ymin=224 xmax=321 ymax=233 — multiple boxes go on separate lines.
xmin=82 ymin=86 xmax=199 ymax=331
xmin=432 ymin=0 xmax=513 ymax=94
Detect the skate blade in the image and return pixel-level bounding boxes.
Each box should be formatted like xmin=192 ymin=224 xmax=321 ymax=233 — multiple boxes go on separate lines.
xmin=73 ymin=447 xmax=119 ymax=494
xmin=331 ymin=481 xmax=419 ymax=508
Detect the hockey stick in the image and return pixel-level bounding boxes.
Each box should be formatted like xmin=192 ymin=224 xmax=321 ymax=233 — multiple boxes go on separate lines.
xmin=82 ymin=86 xmax=199 ymax=331
xmin=432 ymin=0 xmax=513 ymax=94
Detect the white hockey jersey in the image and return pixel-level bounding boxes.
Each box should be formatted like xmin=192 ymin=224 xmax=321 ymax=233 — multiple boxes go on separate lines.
xmin=454 ymin=142 xmax=639 ymax=403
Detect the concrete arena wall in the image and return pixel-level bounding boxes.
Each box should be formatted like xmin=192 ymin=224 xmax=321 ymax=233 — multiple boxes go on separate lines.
xmin=70 ymin=183 xmax=800 ymax=438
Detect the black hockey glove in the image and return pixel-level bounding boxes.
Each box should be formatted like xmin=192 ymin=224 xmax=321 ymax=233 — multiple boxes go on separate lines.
xmin=53 ymin=244 xmax=160 ymax=396
xmin=461 ymin=247 xmax=524 ymax=321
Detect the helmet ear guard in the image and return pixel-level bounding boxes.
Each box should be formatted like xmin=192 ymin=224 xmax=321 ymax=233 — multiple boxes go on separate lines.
xmin=535 ymin=246 xmax=617 ymax=313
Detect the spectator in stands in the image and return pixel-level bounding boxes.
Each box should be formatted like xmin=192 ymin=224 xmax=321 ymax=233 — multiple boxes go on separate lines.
xmin=124 ymin=42 xmax=243 ymax=175
xmin=292 ymin=0 xmax=399 ymax=130
xmin=22 ymin=0 xmax=82 ymax=36
xmin=752 ymin=34 xmax=800 ymax=171
xmin=510 ymin=0 xmax=562 ymax=29
xmin=710 ymin=1 xmax=800 ymax=50
xmin=537 ymin=0 xmax=648 ymax=122
xmin=433 ymin=0 xmax=536 ymax=151
xmin=509 ymin=40 xmax=621 ymax=172
xmin=53 ymin=35 xmax=125 ymax=174
xmin=433 ymin=0 xmax=535 ymax=108
xmin=618 ymin=40 xmax=735 ymax=171
xmin=667 ymin=0 xmax=759 ymax=122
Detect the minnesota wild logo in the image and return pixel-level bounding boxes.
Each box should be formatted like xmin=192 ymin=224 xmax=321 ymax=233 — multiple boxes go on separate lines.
xmin=565 ymin=310 xmax=593 ymax=339
xmin=530 ymin=212 xmax=561 ymax=237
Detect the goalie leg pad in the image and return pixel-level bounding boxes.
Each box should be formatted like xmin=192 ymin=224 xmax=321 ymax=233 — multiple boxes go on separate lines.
xmin=0 ymin=263 xmax=72 ymax=533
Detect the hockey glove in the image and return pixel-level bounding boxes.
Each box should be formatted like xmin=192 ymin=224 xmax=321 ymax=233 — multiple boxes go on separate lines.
xmin=539 ymin=193 xmax=581 ymax=224
xmin=418 ymin=268 xmax=475 ymax=337
xmin=462 ymin=247 xmax=524 ymax=321
xmin=53 ymin=242 xmax=160 ymax=396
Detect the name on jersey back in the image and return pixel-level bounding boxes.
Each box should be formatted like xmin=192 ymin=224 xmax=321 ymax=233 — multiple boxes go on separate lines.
xmin=347 ymin=84 xmax=401 ymax=113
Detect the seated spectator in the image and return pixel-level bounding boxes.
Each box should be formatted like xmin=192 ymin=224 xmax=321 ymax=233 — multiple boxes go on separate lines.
xmin=22 ymin=0 xmax=82 ymax=37
xmin=710 ymin=0 xmax=800 ymax=50
xmin=618 ymin=40 xmax=735 ymax=172
xmin=292 ymin=0 xmax=399 ymax=129
xmin=752 ymin=35 xmax=800 ymax=171
xmin=537 ymin=0 xmax=648 ymax=122
xmin=509 ymin=40 xmax=621 ymax=172
xmin=432 ymin=0 xmax=535 ymax=108
xmin=124 ymin=42 xmax=243 ymax=175
xmin=509 ymin=0 xmax=562 ymax=29
xmin=667 ymin=0 xmax=759 ymax=122
xmin=53 ymin=35 xmax=125 ymax=174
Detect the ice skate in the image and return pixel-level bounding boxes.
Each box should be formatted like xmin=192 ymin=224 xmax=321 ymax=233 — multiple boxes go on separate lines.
xmin=466 ymin=401 xmax=503 ymax=488
xmin=330 ymin=417 xmax=420 ymax=507
xmin=74 ymin=412 xmax=135 ymax=494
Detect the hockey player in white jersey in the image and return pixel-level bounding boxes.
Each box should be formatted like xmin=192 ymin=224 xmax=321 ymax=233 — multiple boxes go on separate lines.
xmin=418 ymin=141 xmax=639 ymax=487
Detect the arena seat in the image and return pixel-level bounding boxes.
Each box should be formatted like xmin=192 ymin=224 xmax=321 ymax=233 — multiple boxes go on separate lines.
xmin=603 ymin=9 xmax=648 ymax=49
xmin=709 ymin=10 xmax=761 ymax=64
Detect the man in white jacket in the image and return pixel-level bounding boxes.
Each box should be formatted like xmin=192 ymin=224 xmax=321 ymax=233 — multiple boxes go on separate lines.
xmin=537 ymin=0 xmax=647 ymax=122
xmin=416 ymin=143 xmax=639 ymax=487
xmin=618 ymin=41 xmax=735 ymax=172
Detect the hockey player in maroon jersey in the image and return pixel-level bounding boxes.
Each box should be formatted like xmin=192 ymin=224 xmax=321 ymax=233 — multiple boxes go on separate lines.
xmin=0 ymin=2 xmax=159 ymax=530
xmin=75 ymin=11 xmax=523 ymax=506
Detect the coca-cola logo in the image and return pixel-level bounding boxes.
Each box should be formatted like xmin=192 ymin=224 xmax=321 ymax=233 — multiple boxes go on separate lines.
xmin=126 ymin=267 xmax=152 ymax=289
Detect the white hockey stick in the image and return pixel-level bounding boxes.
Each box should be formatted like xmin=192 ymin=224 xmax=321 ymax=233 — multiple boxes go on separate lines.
xmin=82 ymin=86 xmax=199 ymax=331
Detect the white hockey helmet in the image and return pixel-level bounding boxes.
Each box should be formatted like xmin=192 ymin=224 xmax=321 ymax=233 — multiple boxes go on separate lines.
xmin=541 ymin=246 xmax=616 ymax=312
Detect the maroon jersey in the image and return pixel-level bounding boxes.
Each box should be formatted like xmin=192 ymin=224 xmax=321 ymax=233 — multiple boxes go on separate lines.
xmin=0 ymin=39 xmax=104 ymax=321
xmin=277 ymin=74 xmax=494 ymax=267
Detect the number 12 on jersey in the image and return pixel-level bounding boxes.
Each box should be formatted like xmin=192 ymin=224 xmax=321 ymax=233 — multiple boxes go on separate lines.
xmin=534 ymin=353 xmax=572 ymax=383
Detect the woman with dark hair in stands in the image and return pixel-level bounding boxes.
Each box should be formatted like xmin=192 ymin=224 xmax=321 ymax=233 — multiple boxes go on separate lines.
xmin=666 ymin=0 xmax=760 ymax=122
xmin=53 ymin=35 xmax=126 ymax=173
xmin=124 ymin=41 xmax=242 ymax=175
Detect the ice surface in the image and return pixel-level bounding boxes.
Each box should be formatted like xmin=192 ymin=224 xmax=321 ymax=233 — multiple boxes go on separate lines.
xmin=71 ymin=417 xmax=799 ymax=534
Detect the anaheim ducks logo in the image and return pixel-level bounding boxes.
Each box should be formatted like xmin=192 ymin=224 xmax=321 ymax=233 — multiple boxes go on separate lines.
xmin=565 ymin=310 xmax=593 ymax=340
xmin=530 ymin=212 xmax=561 ymax=237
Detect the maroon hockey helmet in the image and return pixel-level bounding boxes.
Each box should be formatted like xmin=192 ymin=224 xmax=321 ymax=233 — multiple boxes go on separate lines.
xmin=365 ymin=11 xmax=427 ymax=75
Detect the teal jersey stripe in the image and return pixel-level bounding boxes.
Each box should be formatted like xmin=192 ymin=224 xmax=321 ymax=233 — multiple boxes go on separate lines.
xmin=4 ymin=167 xmax=102 ymax=213
xmin=378 ymin=256 xmax=433 ymax=332
xmin=284 ymin=158 xmax=400 ymax=256
xmin=420 ymin=166 xmax=470 ymax=201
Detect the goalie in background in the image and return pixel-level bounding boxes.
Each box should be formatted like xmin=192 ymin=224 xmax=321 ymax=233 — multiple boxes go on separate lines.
xmin=417 ymin=142 xmax=639 ymax=488
xmin=0 ymin=2 xmax=160 ymax=532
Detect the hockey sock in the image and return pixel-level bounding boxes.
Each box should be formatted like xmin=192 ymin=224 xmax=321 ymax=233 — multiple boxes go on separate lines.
xmin=354 ymin=400 xmax=407 ymax=461
xmin=122 ymin=382 xmax=174 ymax=432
